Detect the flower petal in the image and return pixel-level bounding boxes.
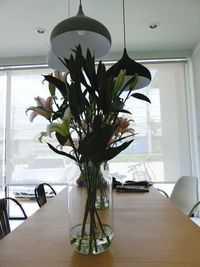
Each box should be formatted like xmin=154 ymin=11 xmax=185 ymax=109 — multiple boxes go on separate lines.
xmin=38 ymin=131 xmax=48 ymax=143
xmin=29 ymin=111 xmax=38 ymax=122
xmin=34 ymin=96 xmax=46 ymax=107
xmin=47 ymin=123 xmax=66 ymax=137
xmin=26 ymin=106 xmax=52 ymax=121
xmin=45 ymin=96 xmax=53 ymax=111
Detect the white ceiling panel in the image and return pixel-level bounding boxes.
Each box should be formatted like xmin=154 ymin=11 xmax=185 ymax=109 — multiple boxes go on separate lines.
xmin=1 ymin=0 xmax=200 ymax=59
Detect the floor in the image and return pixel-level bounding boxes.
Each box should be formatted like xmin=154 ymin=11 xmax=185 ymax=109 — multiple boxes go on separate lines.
xmin=191 ymin=217 xmax=200 ymax=226
xmin=9 ymin=200 xmax=39 ymax=231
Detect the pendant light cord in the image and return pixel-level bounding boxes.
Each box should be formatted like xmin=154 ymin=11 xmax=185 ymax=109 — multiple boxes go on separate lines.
xmin=123 ymin=0 xmax=126 ymax=49
xmin=68 ymin=0 xmax=70 ymax=18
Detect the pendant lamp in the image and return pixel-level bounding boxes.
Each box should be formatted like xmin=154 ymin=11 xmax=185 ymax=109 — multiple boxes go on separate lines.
xmin=50 ymin=0 xmax=111 ymax=59
xmin=47 ymin=50 xmax=67 ymax=72
xmin=107 ymin=0 xmax=151 ymax=89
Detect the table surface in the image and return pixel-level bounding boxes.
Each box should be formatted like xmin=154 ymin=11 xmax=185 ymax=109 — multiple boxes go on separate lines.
xmin=0 ymin=187 xmax=200 ymax=267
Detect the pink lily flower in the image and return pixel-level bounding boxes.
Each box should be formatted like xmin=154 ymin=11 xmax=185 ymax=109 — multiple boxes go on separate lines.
xmin=53 ymin=70 xmax=68 ymax=82
xmin=115 ymin=117 xmax=134 ymax=133
xmin=26 ymin=96 xmax=53 ymax=122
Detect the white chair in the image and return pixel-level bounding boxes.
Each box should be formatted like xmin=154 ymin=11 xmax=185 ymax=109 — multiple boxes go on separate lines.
xmin=156 ymin=176 xmax=200 ymax=217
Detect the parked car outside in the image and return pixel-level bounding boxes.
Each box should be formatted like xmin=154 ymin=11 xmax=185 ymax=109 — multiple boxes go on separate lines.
xmin=12 ymin=156 xmax=79 ymax=199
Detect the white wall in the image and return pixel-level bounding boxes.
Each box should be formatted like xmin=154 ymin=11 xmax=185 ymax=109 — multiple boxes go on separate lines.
xmin=192 ymin=44 xmax=200 ymax=208
xmin=192 ymin=44 xmax=200 ymax=161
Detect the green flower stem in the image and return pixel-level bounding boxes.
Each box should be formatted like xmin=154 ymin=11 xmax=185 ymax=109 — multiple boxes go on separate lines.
xmin=78 ymin=193 xmax=90 ymax=251
xmin=77 ymin=162 xmax=108 ymax=254
xmin=89 ymin=192 xmax=98 ymax=253
xmin=94 ymin=208 xmax=111 ymax=245
xmin=88 ymin=163 xmax=98 ymax=253
xmin=68 ymin=133 xmax=80 ymax=162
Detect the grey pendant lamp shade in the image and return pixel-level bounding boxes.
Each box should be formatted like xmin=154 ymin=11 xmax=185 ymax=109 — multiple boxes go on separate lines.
xmin=107 ymin=0 xmax=151 ymax=89
xmin=107 ymin=48 xmax=151 ymax=89
xmin=47 ymin=50 xmax=67 ymax=72
xmin=50 ymin=2 xmax=112 ymax=59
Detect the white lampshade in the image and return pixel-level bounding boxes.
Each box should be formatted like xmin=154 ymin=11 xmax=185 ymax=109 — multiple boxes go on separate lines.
xmin=47 ymin=50 xmax=68 ymax=72
xmin=50 ymin=3 xmax=111 ymax=59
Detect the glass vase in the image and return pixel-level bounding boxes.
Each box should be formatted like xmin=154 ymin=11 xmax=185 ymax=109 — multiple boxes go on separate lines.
xmin=68 ymin=161 xmax=113 ymax=255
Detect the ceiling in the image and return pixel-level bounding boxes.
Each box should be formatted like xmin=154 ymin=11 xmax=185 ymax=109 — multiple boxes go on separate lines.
xmin=1 ymin=0 xmax=200 ymax=61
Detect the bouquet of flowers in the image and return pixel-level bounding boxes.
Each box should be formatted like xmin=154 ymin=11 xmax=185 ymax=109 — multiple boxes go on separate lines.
xmin=26 ymin=45 xmax=151 ymax=254
xmin=26 ymin=45 xmax=150 ymax=164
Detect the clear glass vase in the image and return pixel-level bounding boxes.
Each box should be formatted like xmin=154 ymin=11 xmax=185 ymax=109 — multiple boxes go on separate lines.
xmin=68 ymin=161 xmax=113 ymax=255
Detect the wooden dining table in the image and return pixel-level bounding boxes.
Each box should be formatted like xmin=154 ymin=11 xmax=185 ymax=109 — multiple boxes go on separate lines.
xmin=0 ymin=186 xmax=200 ymax=267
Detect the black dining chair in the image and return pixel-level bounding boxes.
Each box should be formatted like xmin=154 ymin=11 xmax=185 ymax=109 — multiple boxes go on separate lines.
xmin=34 ymin=183 xmax=57 ymax=208
xmin=0 ymin=197 xmax=28 ymax=240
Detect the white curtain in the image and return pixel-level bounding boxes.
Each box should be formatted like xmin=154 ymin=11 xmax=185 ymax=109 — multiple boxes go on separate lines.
xmin=109 ymin=61 xmax=195 ymax=183
xmin=0 ymin=60 xmax=197 ymax=185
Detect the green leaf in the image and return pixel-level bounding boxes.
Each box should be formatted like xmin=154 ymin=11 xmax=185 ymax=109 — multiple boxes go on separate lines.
xmin=92 ymin=115 xmax=104 ymax=130
xmin=110 ymin=96 xmax=124 ymax=113
xmin=56 ymin=56 xmax=68 ymax=70
xmin=78 ymin=124 xmax=117 ymax=162
xmin=43 ymin=75 xmax=67 ymax=98
xmin=96 ymin=61 xmax=106 ymax=87
xmin=48 ymin=82 xmax=56 ymax=97
xmin=47 ymin=143 xmax=77 ymax=162
xmin=75 ymin=45 xmax=83 ymax=65
xmin=52 ymin=102 xmax=68 ymax=120
xmin=111 ymin=134 xmax=134 ymax=145
xmin=67 ymin=50 xmax=83 ymax=83
xmin=119 ymin=74 xmax=138 ymax=96
xmin=55 ymin=132 xmax=69 ymax=146
xmin=114 ymin=69 xmax=126 ymax=97
xmin=113 ymin=109 xmax=132 ymax=115
xmin=104 ymin=140 xmax=134 ymax=161
xmin=68 ymin=82 xmax=86 ymax=121
xmin=131 ymin=93 xmax=151 ymax=103
xmin=82 ymin=49 xmax=97 ymax=88
xmin=47 ymin=122 xmax=69 ymax=138
xmin=64 ymin=58 xmax=70 ymax=68
xmin=98 ymin=74 xmax=114 ymax=115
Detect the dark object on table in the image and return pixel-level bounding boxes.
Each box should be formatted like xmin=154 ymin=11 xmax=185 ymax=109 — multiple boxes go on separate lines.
xmin=0 ymin=197 xmax=27 ymax=240
xmin=116 ymin=185 xmax=149 ymax=193
xmin=125 ymin=180 xmax=152 ymax=187
xmin=76 ymin=175 xmax=85 ymax=187
xmin=112 ymin=177 xmax=122 ymax=188
xmin=34 ymin=183 xmax=56 ymax=207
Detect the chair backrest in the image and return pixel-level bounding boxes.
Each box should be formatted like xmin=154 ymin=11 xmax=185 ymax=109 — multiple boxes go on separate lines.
xmin=0 ymin=197 xmax=27 ymax=240
xmin=170 ymin=176 xmax=198 ymax=216
xmin=0 ymin=199 xmax=10 ymax=239
xmin=34 ymin=183 xmax=56 ymax=208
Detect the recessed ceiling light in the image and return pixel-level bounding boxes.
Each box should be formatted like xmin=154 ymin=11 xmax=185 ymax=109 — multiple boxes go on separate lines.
xmin=35 ymin=27 xmax=46 ymax=34
xmin=149 ymin=22 xmax=160 ymax=30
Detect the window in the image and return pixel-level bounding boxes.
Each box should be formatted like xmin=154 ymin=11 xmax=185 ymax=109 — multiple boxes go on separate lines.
xmin=0 ymin=60 xmax=194 ymax=187
xmin=109 ymin=62 xmax=191 ymax=183
xmin=0 ymin=71 xmax=6 ymax=194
